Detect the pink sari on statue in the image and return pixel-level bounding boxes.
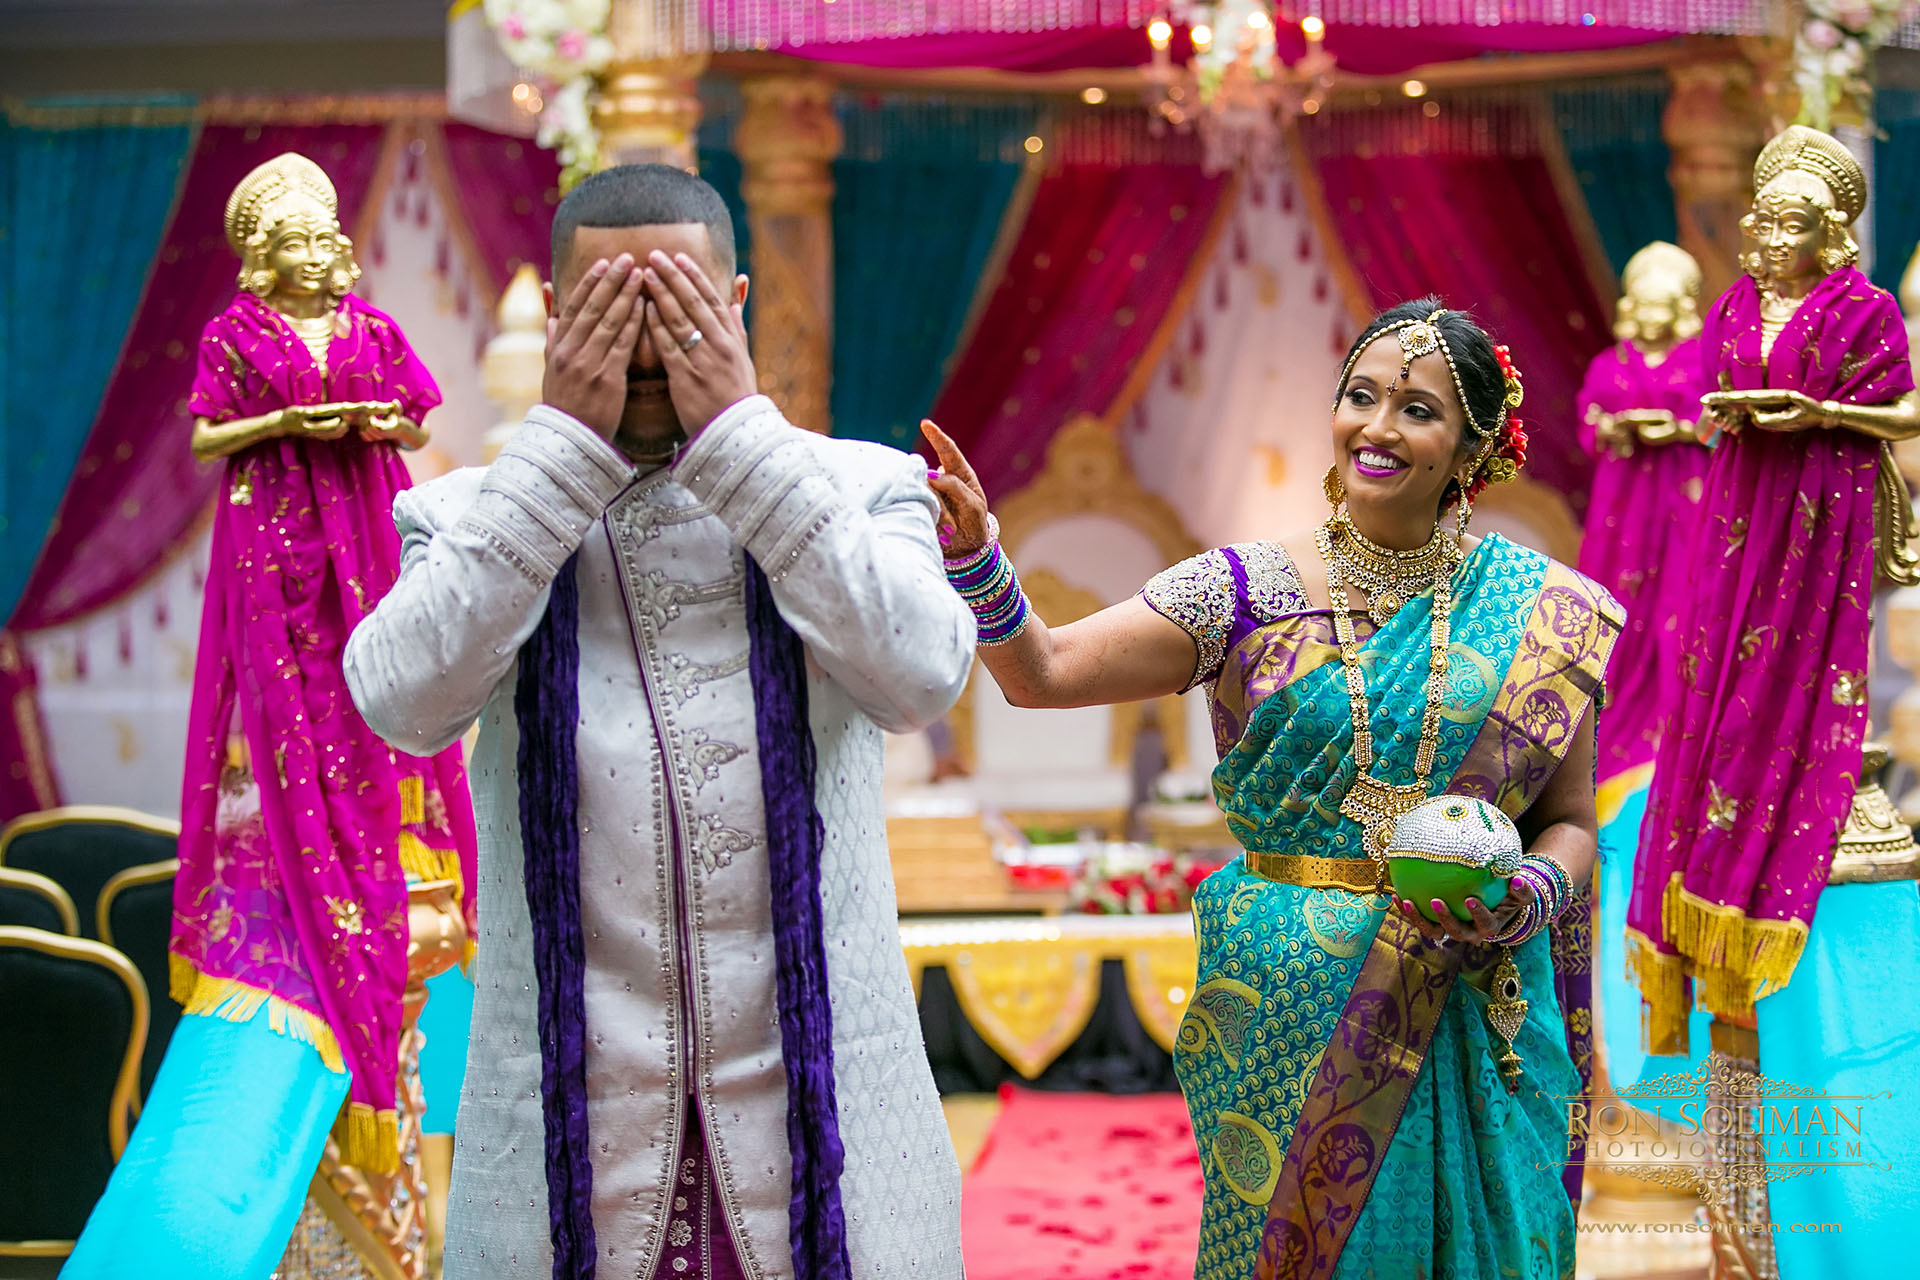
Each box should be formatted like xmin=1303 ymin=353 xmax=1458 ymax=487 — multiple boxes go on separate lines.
xmin=171 ymin=291 xmax=478 ymax=1171
xmin=1576 ymin=337 xmax=1712 ymax=788
xmin=1629 ymin=267 xmax=1912 ymax=1052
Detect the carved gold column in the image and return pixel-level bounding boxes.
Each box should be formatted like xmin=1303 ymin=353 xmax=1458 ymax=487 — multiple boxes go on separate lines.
xmin=734 ymin=76 xmax=842 ymax=435
xmin=1663 ymin=48 xmax=1769 ymax=301
xmin=595 ymin=5 xmax=706 ymax=171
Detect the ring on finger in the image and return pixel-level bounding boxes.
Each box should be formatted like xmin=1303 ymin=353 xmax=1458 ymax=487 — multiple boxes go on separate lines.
xmin=680 ymin=329 xmax=704 ymax=353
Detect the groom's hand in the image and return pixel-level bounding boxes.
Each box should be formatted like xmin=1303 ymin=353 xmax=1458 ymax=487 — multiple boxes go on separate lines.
xmin=641 ymin=250 xmax=757 ymax=438
xmin=543 ymin=253 xmax=647 ymax=439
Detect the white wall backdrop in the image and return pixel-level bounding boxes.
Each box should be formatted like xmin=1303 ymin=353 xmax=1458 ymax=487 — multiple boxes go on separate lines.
xmin=1121 ymin=163 xmax=1352 ymax=551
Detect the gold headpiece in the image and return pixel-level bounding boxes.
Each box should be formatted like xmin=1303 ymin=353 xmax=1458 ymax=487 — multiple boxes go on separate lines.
xmin=224 ymin=153 xmax=339 ymax=254
xmin=1754 ymin=126 xmax=1866 ymax=225
xmin=1332 ymin=308 xmax=1506 ymax=439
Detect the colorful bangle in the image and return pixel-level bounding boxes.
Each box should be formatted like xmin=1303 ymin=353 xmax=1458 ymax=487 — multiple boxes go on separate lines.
xmin=1489 ymin=856 xmax=1574 ymax=946
xmin=945 ymin=528 xmax=1032 ymax=646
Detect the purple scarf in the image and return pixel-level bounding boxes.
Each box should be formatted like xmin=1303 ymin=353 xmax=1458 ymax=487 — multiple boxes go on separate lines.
xmin=514 ymin=554 xmax=850 ymax=1280
xmin=1630 ymin=268 xmax=1913 ymax=1048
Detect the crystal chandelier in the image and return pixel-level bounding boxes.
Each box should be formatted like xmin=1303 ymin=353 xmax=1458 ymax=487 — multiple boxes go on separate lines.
xmin=1145 ymin=2 xmax=1335 ymax=171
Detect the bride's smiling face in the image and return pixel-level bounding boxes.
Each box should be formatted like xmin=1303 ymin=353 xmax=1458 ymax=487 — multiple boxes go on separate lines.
xmin=1331 ymin=337 xmax=1472 ymax=521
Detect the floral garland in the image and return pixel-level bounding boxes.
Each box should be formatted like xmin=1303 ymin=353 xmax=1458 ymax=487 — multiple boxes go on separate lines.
xmin=1465 ymin=344 xmax=1529 ymax=503
xmin=483 ymin=0 xmax=615 ymax=189
xmin=1793 ymin=0 xmax=1920 ymax=131
xmin=1066 ymin=846 xmax=1228 ymax=915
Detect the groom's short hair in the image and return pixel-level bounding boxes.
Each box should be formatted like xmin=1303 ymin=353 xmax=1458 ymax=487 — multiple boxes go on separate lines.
xmin=549 ymin=163 xmax=737 ymax=283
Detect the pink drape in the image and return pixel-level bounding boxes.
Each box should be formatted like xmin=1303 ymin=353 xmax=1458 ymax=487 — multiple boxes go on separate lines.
xmin=925 ymin=161 xmax=1231 ymax=498
xmin=1574 ymin=338 xmax=1712 ymax=786
xmin=0 ymin=123 xmax=388 ymax=822
xmin=772 ymin=23 xmax=1665 ymax=74
xmin=434 ymin=122 xmax=562 ymax=297
xmin=1305 ymin=108 xmax=1611 ymax=506
xmin=1630 ymin=268 xmax=1912 ymax=1045
xmin=174 ymin=290 xmax=475 ymax=1165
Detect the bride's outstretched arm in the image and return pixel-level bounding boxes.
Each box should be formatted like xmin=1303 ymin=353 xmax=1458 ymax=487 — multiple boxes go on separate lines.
xmin=922 ymin=421 xmax=1198 ymax=710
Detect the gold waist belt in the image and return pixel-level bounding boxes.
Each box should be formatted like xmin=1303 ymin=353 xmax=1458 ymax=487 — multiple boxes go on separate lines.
xmin=1243 ymin=850 xmax=1385 ymax=893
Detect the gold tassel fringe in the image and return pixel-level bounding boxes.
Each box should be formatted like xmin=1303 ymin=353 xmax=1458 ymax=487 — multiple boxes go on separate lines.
xmin=398 ymin=830 xmax=462 ymax=885
xmin=1624 ymin=928 xmax=1693 ymax=1056
xmin=398 ymin=775 xmax=424 ymax=826
xmin=171 ymin=958 xmax=346 ymax=1074
xmin=335 ymin=1102 xmax=400 ymax=1175
xmin=1660 ymin=874 xmax=1809 ymax=1006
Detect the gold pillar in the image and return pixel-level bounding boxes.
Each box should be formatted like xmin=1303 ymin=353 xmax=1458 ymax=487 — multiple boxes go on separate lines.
xmin=1663 ymin=49 xmax=1769 ymax=301
xmin=594 ymin=56 xmax=707 ymax=170
xmin=594 ymin=4 xmax=706 ymax=171
xmin=734 ymin=75 xmax=842 ymax=435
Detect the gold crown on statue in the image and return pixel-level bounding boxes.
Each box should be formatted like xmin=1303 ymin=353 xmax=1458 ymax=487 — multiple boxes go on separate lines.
xmin=1754 ymin=126 xmax=1866 ymax=225
xmin=224 ymin=152 xmax=339 ymax=254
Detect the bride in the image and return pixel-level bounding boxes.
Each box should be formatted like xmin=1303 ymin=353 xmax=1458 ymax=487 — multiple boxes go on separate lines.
xmin=925 ymin=297 xmax=1619 ymax=1280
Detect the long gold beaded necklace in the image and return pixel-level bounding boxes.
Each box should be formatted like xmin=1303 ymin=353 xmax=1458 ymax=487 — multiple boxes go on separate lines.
xmin=1314 ymin=514 xmax=1460 ymax=866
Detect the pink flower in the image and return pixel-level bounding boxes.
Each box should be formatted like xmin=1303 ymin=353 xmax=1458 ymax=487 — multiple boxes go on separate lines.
xmin=557 ymin=28 xmax=588 ymax=59
xmin=1828 ymin=0 xmax=1873 ymax=28
xmin=500 ymin=14 xmax=525 ymax=39
xmin=1804 ymin=17 xmax=1843 ymax=47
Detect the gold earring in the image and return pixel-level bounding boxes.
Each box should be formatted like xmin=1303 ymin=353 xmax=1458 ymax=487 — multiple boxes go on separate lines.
xmin=1453 ymin=476 xmax=1476 ymax=543
xmin=1323 ymin=465 xmax=1347 ymax=509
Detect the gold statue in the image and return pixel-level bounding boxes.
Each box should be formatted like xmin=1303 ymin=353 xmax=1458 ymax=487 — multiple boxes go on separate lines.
xmin=189 ymin=153 xmax=429 ymax=462
xmin=1699 ymin=127 xmax=1920 ymax=444
xmin=1587 ymin=242 xmax=1705 ymax=456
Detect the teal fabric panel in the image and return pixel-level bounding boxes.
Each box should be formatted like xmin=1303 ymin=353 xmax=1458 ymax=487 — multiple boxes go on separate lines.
xmin=1873 ymin=90 xmax=1920 ymax=295
xmin=830 ymin=155 xmax=1023 ymax=449
xmin=417 ymin=964 xmax=475 ymax=1137
xmin=62 ymin=1011 xmax=348 ymax=1279
xmin=0 ymin=98 xmax=193 ymax=621
xmin=1596 ymin=781 xmax=1710 ymax=1098
xmin=1760 ymin=880 xmax=1920 ymax=1275
xmin=1551 ymin=79 xmax=1678 ymax=283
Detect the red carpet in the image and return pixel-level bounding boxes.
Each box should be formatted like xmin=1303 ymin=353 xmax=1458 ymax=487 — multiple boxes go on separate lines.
xmin=961 ymin=1087 xmax=1203 ymax=1280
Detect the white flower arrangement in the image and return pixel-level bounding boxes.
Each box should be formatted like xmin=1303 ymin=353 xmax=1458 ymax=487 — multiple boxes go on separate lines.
xmin=483 ymin=0 xmax=615 ymax=187
xmin=1794 ymin=0 xmax=1919 ymax=130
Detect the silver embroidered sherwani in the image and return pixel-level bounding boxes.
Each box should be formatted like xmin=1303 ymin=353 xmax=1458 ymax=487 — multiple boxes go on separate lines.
xmin=344 ymin=396 xmax=972 ymax=1280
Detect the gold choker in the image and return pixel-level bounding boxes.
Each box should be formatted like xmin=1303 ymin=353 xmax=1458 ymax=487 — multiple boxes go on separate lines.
xmin=1324 ymin=513 xmax=1456 ymax=627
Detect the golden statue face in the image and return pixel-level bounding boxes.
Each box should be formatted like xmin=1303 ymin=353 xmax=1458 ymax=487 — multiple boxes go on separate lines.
xmin=1753 ymin=188 xmax=1826 ymax=285
xmin=262 ymin=210 xmax=341 ymax=299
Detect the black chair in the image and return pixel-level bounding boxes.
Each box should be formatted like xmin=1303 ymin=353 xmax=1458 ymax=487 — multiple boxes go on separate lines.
xmin=98 ymin=859 xmax=181 ymax=1101
xmin=0 ymin=807 xmax=178 ymax=941
xmin=0 ymin=926 xmax=147 ymax=1270
xmin=0 ymin=868 xmax=77 ymax=936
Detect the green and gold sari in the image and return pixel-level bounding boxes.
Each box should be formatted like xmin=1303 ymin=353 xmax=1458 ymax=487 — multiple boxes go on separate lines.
xmin=1141 ymin=533 xmax=1620 ymax=1280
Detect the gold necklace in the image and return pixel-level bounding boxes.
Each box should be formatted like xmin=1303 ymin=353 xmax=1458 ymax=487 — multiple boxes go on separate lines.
xmin=1315 ymin=517 xmax=1457 ymax=866
xmin=283 ymin=311 xmax=336 ymax=376
xmin=1325 ymin=512 xmax=1454 ymax=627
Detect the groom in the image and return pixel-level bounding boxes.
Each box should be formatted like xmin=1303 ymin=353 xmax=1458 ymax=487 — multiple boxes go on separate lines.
xmin=345 ymin=165 xmax=972 ymax=1280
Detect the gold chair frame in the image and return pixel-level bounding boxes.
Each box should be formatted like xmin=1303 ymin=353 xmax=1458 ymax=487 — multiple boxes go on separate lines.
xmin=96 ymin=858 xmax=181 ymax=949
xmin=0 ymin=805 xmax=183 ymax=862
xmin=0 ymin=867 xmax=79 ymax=936
xmin=0 ymin=926 xmax=150 ymax=1261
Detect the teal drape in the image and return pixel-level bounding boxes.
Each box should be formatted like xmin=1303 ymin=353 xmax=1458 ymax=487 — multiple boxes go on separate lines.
xmin=1873 ymin=90 xmax=1920 ymax=295
xmin=830 ymin=98 xmax=1038 ymax=449
xmin=694 ymin=87 xmax=1036 ymax=446
xmin=0 ymin=98 xmax=194 ymax=620
xmin=1551 ymin=78 xmax=1677 ymax=282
